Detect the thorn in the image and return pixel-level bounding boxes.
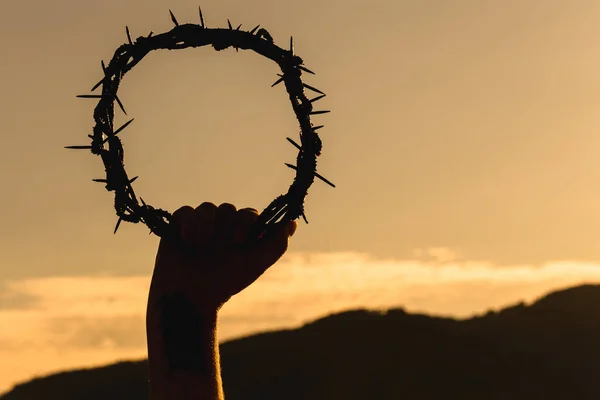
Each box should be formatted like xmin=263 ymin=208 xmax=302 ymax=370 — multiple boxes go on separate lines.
xmin=148 ymin=31 xmax=154 ymax=37
xmin=227 ymin=19 xmax=233 ymax=29
xmin=309 ymin=94 xmax=326 ymax=103
xmin=269 ymin=206 xmax=289 ymax=224
xmin=104 ymin=119 xmax=134 ymax=143
xmin=140 ymin=197 xmax=147 ymax=206
xmin=101 ymin=60 xmax=107 ymax=73
xmin=312 ymin=125 xmax=324 ymax=131
xmin=91 ymin=78 xmax=105 ymax=92
xmin=236 ymin=24 xmax=242 ymax=30
xmin=65 ymin=145 xmax=92 ymax=150
xmin=301 ymin=212 xmax=309 ymax=224
xmin=115 ymin=95 xmax=127 ymax=115
xmin=271 ymin=74 xmax=284 ymax=87
xmin=126 ymin=26 xmax=133 ymax=45
xmin=298 ymin=65 xmax=315 ymax=75
xmin=169 ymin=10 xmax=179 ymax=26
xmin=315 ymin=172 xmax=336 ymax=188
xmin=114 ymin=217 xmax=123 ymax=234
xmin=310 ymin=110 xmax=331 ymax=115
xmin=286 ymin=160 xmax=335 ymax=187
xmin=129 ymin=176 xmax=139 ymax=184
xmin=290 ymin=36 xmax=294 ymax=56
xmin=303 ymin=83 xmax=325 ymax=95
xmin=113 ymin=118 xmax=135 ymax=136
xmin=286 ymin=137 xmax=302 ymax=150
xmin=88 ymin=134 xmax=94 ymax=139
xmin=76 ymin=94 xmax=102 ymax=99
xmin=92 ymin=178 xmax=108 ymax=183
xmin=250 ymin=24 xmax=260 ymax=34
xmin=198 ymin=6 xmax=205 ymax=27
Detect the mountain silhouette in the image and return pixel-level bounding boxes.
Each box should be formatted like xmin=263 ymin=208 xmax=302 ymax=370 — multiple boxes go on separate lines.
xmin=2 ymin=284 xmax=600 ymax=399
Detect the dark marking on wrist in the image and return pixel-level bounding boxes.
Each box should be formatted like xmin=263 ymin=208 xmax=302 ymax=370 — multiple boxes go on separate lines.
xmin=159 ymin=292 xmax=212 ymax=375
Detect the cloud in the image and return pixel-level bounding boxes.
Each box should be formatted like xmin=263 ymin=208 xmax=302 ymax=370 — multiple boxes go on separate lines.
xmin=44 ymin=315 xmax=146 ymax=349
xmin=2 ymin=251 xmax=600 ymax=393
xmin=413 ymin=247 xmax=459 ymax=262
xmin=0 ymin=290 xmax=38 ymax=310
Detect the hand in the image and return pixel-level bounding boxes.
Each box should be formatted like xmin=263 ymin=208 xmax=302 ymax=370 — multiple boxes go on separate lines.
xmin=148 ymin=202 xmax=297 ymax=314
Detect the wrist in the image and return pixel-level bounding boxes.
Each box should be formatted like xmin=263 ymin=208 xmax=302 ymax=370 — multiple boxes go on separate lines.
xmin=146 ymin=292 xmax=222 ymax=399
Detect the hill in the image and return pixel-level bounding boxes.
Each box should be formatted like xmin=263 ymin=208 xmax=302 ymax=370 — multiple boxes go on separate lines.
xmin=3 ymin=284 xmax=600 ymax=399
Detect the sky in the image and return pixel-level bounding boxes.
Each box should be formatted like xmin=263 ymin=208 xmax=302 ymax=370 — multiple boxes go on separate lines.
xmin=3 ymin=0 xmax=600 ymax=393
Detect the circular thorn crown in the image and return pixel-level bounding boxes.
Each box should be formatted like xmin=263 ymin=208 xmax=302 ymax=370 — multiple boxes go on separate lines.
xmin=68 ymin=8 xmax=334 ymax=240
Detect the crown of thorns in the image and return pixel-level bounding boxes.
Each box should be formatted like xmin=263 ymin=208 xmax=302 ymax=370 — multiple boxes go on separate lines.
xmin=68 ymin=8 xmax=334 ymax=240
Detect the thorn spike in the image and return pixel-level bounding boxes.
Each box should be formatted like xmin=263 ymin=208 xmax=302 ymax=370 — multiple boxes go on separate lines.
xmin=92 ymin=178 xmax=108 ymax=183
xmin=65 ymin=145 xmax=92 ymax=150
xmin=310 ymin=110 xmax=331 ymax=115
xmin=76 ymin=94 xmax=102 ymax=99
xmin=312 ymin=125 xmax=324 ymax=131
xmin=271 ymin=75 xmax=285 ymax=87
xmin=309 ymin=94 xmax=326 ymax=103
xmin=315 ymin=172 xmax=336 ymax=188
xmin=198 ymin=6 xmax=205 ymax=27
xmin=113 ymin=118 xmax=135 ymax=136
xmin=250 ymin=24 xmax=260 ymax=34
xmin=126 ymin=26 xmax=132 ymax=45
xmin=129 ymin=176 xmax=139 ymax=184
xmin=91 ymin=78 xmax=105 ymax=92
xmin=236 ymin=24 xmax=242 ymax=30
xmin=303 ymin=83 xmax=325 ymax=95
xmin=169 ymin=10 xmax=179 ymax=26
xmin=290 ymin=36 xmax=294 ymax=55
xmin=298 ymin=65 xmax=315 ymax=75
xmin=115 ymin=95 xmax=127 ymax=115
xmin=301 ymin=212 xmax=309 ymax=224
xmin=114 ymin=217 xmax=123 ymax=234
xmin=101 ymin=60 xmax=107 ymax=73
xmin=286 ymin=137 xmax=302 ymax=150
xmin=227 ymin=19 xmax=233 ymax=29
xmin=285 ymin=163 xmax=335 ymax=188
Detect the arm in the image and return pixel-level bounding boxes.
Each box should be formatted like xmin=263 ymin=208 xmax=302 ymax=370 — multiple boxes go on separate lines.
xmin=147 ymin=295 xmax=222 ymax=399
xmin=146 ymin=202 xmax=296 ymax=400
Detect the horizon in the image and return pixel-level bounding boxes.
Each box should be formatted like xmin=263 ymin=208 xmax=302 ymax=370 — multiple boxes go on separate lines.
xmin=1 ymin=280 xmax=598 ymax=395
xmin=4 ymin=0 xmax=600 ymax=393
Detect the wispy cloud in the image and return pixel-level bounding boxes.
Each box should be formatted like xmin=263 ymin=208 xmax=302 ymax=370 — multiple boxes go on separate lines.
xmin=2 ymin=250 xmax=600 ymax=393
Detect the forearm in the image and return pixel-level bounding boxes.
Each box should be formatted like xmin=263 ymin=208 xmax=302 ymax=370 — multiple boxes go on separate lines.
xmin=146 ymin=292 xmax=224 ymax=400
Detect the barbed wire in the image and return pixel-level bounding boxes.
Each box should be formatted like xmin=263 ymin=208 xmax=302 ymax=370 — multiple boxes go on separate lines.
xmin=67 ymin=8 xmax=334 ymax=241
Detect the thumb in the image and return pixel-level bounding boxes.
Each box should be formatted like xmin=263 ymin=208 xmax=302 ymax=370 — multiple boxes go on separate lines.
xmin=251 ymin=219 xmax=297 ymax=268
xmin=222 ymin=220 xmax=297 ymax=297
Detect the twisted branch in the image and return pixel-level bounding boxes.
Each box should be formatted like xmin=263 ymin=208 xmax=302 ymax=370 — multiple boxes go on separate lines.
xmin=68 ymin=9 xmax=334 ymax=240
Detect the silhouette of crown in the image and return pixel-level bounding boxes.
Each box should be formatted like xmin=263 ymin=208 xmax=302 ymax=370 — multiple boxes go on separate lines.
xmin=67 ymin=8 xmax=334 ymax=240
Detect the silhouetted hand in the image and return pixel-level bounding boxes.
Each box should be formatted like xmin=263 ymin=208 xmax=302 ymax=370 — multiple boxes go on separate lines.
xmin=146 ymin=202 xmax=297 ymax=400
xmin=149 ymin=202 xmax=297 ymax=314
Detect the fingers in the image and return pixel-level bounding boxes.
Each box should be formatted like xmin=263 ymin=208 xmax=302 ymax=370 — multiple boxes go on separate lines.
xmin=161 ymin=203 xmax=295 ymax=264
xmin=233 ymin=208 xmax=259 ymax=244
xmin=193 ymin=202 xmax=217 ymax=246
xmin=225 ymin=220 xmax=297 ymax=294
xmin=160 ymin=203 xmax=218 ymax=249
xmin=155 ymin=205 xmax=195 ymax=260
xmin=160 ymin=205 xmax=195 ymax=246
xmin=250 ymin=220 xmax=297 ymax=267
xmin=214 ymin=203 xmax=237 ymax=243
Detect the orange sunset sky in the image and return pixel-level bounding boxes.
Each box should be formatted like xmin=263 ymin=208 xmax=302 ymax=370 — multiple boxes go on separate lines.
xmin=3 ymin=0 xmax=600 ymax=393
